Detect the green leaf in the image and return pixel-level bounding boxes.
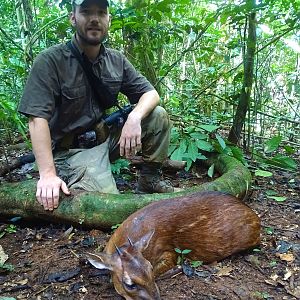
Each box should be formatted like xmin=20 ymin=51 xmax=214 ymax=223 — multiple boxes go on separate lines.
xmin=255 ymin=170 xmax=273 ymax=177
xmin=267 ymin=196 xmax=287 ymax=202
xmin=181 ymin=249 xmax=192 ymax=255
xmin=229 ymin=146 xmax=245 ymax=163
xmin=265 ymin=190 xmax=277 ymax=196
xmin=170 ymin=147 xmax=183 ymax=161
xmin=197 ymin=153 xmax=207 ymax=160
xmin=269 ymin=155 xmax=298 ymax=171
xmin=216 ymin=134 xmax=226 ymax=149
xmin=189 ymin=132 xmax=208 ymax=140
xmin=187 ymin=141 xmax=199 ymax=162
xmin=264 ymin=227 xmax=274 ymax=234
xmin=184 ymin=158 xmax=193 ymax=171
xmin=198 ymin=124 xmax=219 ymax=132
xmin=5 ymin=225 xmax=16 ymax=234
xmin=196 ymin=140 xmax=214 ymax=152
xmin=111 ymin=159 xmax=129 ymax=175
xmin=283 ymin=145 xmax=295 ymax=155
xmin=207 ymin=164 xmax=214 ymax=178
xmin=174 ymin=248 xmax=182 ymax=254
xmin=168 ymin=144 xmax=177 ymax=156
xmin=190 ymin=260 xmax=203 ymax=268
xmin=265 ymin=136 xmax=282 ymax=153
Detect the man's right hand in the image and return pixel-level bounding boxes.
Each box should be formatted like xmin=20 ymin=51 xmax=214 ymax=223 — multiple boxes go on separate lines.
xmin=36 ymin=175 xmax=70 ymax=211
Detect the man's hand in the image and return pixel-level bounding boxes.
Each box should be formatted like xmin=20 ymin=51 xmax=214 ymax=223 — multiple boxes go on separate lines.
xmin=36 ymin=175 xmax=70 ymax=211
xmin=29 ymin=117 xmax=71 ymax=211
xmin=119 ymin=111 xmax=142 ymax=158
xmin=118 ymin=90 xmax=160 ymax=158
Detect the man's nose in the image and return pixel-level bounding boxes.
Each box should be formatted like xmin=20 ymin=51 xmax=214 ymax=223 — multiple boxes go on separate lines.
xmin=90 ymin=13 xmax=100 ymax=23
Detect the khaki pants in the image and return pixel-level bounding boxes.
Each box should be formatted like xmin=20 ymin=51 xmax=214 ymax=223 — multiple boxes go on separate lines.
xmin=54 ymin=106 xmax=171 ymax=193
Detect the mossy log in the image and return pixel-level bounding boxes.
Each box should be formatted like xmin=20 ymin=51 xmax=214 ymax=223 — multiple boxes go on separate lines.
xmin=0 ymin=154 xmax=251 ymax=229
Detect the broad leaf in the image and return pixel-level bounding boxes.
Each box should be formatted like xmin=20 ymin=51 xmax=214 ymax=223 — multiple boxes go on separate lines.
xmin=216 ymin=134 xmax=226 ymax=150
xmin=265 ymin=136 xmax=282 ymax=153
xmin=208 ymin=164 xmax=214 ymax=178
xmin=267 ymin=196 xmax=287 ymax=202
xmin=196 ymin=140 xmax=214 ymax=152
xmin=189 ymin=142 xmax=199 ymax=162
xmin=189 ymin=132 xmax=208 ymax=140
xmin=198 ymin=124 xmax=220 ymax=132
xmin=267 ymin=155 xmax=297 ymax=171
xmin=255 ymin=170 xmax=273 ymax=177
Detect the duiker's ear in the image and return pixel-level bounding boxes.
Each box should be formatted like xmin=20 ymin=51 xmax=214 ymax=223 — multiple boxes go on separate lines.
xmin=86 ymin=252 xmax=114 ymax=271
xmin=134 ymin=230 xmax=155 ymax=252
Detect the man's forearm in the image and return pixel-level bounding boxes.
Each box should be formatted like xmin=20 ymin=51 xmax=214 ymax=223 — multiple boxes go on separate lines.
xmin=28 ymin=117 xmax=56 ymax=178
xmin=128 ymin=89 xmax=160 ymax=121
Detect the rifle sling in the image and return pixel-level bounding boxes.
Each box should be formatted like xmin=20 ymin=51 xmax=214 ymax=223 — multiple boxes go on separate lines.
xmin=66 ymin=41 xmax=117 ymax=110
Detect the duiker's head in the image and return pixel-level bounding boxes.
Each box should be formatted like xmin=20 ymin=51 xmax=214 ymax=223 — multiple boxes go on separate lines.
xmin=87 ymin=231 xmax=160 ymax=300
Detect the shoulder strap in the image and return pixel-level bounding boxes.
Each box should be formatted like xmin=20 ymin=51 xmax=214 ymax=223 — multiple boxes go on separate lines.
xmin=66 ymin=41 xmax=117 ymax=110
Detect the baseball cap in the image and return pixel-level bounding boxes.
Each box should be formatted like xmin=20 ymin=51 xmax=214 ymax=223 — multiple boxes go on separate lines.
xmin=72 ymin=0 xmax=109 ymax=6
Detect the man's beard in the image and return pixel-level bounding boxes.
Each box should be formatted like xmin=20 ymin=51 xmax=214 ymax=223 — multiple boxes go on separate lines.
xmin=76 ymin=28 xmax=107 ymax=46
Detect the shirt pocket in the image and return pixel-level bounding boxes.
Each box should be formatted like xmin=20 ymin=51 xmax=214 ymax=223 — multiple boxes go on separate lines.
xmin=102 ymin=77 xmax=122 ymax=100
xmin=60 ymin=85 xmax=86 ymax=116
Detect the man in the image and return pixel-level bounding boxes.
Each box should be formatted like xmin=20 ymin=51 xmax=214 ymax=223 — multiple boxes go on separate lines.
xmin=18 ymin=0 xmax=173 ymax=211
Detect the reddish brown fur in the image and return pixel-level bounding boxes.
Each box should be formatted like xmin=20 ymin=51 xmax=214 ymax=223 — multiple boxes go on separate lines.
xmin=105 ymin=191 xmax=261 ymax=276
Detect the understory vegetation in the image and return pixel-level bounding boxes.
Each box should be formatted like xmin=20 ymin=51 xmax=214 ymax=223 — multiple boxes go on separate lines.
xmin=0 ymin=0 xmax=299 ymax=175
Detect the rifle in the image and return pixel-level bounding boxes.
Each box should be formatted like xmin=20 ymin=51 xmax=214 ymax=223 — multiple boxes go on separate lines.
xmin=103 ymin=105 xmax=133 ymax=127
xmin=77 ymin=105 xmax=133 ymax=148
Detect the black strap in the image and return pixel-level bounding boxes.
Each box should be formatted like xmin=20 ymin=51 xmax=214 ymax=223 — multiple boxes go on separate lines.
xmin=66 ymin=41 xmax=117 ymax=110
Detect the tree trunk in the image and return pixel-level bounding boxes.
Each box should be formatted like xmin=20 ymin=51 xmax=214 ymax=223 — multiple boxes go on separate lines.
xmin=228 ymin=0 xmax=257 ymax=145
xmin=0 ymin=154 xmax=251 ymax=229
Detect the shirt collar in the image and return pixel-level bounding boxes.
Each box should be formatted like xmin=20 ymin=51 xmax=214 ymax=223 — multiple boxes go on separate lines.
xmin=71 ymin=34 xmax=107 ymax=61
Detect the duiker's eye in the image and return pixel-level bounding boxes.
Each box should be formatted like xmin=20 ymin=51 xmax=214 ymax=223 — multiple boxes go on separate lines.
xmin=123 ymin=281 xmax=137 ymax=291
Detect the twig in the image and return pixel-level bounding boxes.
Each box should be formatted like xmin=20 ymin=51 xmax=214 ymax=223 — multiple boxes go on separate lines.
xmin=32 ymin=285 xmax=50 ymax=296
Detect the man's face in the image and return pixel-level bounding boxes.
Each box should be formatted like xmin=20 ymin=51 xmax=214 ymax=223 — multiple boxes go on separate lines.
xmin=70 ymin=0 xmax=110 ymax=46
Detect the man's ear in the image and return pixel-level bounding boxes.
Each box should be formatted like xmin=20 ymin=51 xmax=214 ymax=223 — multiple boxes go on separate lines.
xmin=108 ymin=14 xmax=112 ymax=27
xmin=70 ymin=12 xmax=76 ymax=27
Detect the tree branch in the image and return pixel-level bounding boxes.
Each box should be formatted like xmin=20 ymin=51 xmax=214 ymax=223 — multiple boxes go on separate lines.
xmin=0 ymin=27 xmax=24 ymax=51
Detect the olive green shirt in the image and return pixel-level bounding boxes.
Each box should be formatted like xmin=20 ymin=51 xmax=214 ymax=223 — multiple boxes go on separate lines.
xmin=18 ymin=37 xmax=154 ymax=148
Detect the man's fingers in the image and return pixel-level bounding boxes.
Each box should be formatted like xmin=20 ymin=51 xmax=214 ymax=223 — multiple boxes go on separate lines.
xmin=46 ymin=187 xmax=54 ymax=211
xmin=136 ymin=136 xmax=142 ymax=152
xmin=125 ymin=139 xmax=131 ymax=157
xmin=52 ymin=187 xmax=60 ymax=209
xmin=36 ymin=177 xmax=69 ymax=211
xmin=40 ymin=188 xmax=50 ymax=210
xmin=36 ymin=188 xmax=43 ymax=205
xmin=61 ymin=181 xmax=70 ymax=195
xmin=119 ymin=137 xmax=125 ymax=156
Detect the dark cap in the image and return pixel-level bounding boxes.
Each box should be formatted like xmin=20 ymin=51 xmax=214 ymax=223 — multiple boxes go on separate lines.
xmin=72 ymin=0 xmax=109 ymax=6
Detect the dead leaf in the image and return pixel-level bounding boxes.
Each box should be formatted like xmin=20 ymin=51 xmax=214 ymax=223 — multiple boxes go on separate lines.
xmin=264 ymin=279 xmax=277 ymax=286
xmin=276 ymin=253 xmax=295 ymax=262
xmin=283 ymin=268 xmax=293 ymax=280
xmin=16 ymin=278 xmax=28 ymax=285
xmin=0 ymin=245 xmax=8 ymax=265
xmin=216 ymin=266 xmax=233 ymax=276
xmin=270 ymin=274 xmax=279 ymax=281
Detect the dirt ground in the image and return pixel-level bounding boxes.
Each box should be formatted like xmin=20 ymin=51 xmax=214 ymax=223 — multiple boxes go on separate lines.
xmin=0 ymin=154 xmax=299 ymax=300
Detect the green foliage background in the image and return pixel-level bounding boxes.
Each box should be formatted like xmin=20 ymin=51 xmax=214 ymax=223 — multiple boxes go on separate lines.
xmin=0 ymin=0 xmax=299 ymax=171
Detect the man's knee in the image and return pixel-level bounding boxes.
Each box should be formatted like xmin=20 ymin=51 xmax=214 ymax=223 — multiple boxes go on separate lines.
xmin=144 ymin=106 xmax=170 ymax=131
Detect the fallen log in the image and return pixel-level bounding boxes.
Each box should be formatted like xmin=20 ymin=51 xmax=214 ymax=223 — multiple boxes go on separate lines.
xmin=0 ymin=153 xmax=251 ymax=229
xmin=0 ymin=154 xmax=186 ymax=177
xmin=0 ymin=153 xmax=35 ymax=177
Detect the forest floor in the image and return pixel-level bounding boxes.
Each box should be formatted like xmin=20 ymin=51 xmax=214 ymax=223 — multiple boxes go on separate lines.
xmin=0 ymin=150 xmax=299 ymax=300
